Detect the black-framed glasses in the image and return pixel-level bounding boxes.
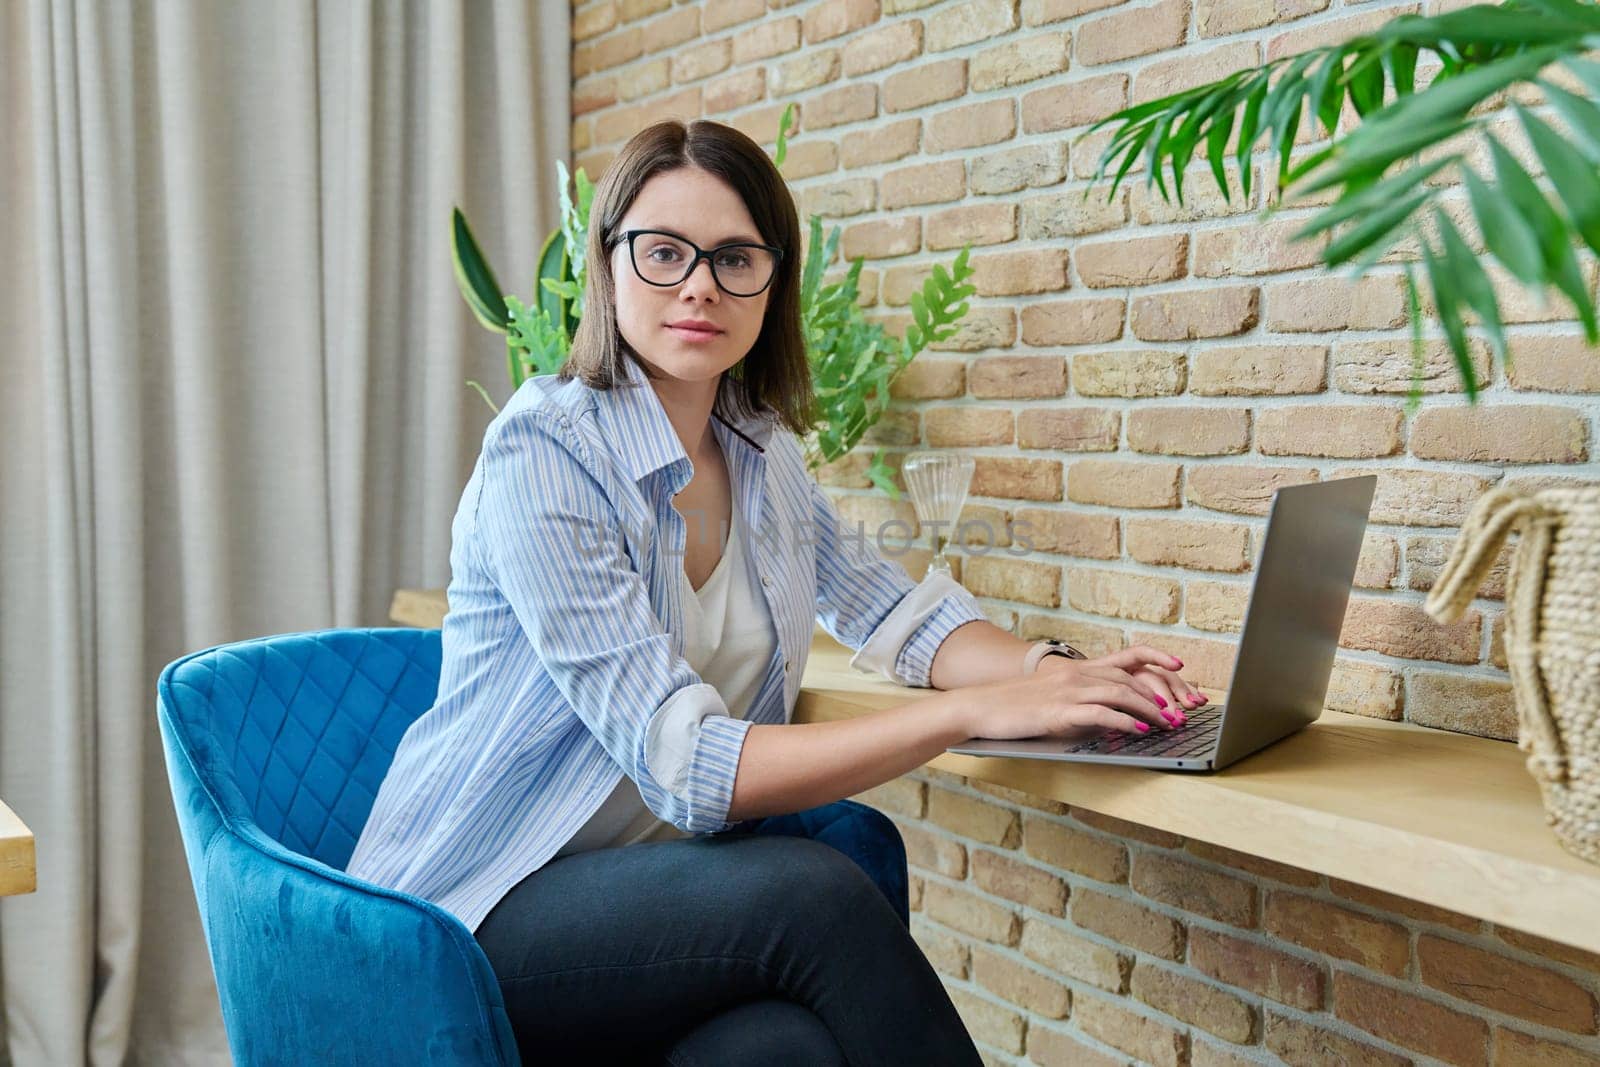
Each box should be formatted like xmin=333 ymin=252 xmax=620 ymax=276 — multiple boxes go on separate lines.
xmin=612 ymin=229 xmax=783 ymax=297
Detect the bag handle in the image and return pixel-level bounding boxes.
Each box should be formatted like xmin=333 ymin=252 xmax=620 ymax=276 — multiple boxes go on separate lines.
xmin=1424 ymin=486 xmax=1566 ymax=782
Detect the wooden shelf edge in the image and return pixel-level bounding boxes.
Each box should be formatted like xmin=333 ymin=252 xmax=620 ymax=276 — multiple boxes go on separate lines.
xmin=0 ymin=800 xmax=36 ymax=897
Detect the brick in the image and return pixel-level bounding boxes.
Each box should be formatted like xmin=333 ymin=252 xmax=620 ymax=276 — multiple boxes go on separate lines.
xmin=1133 ymin=852 xmax=1256 ymax=927
xmin=618 ymin=0 xmax=671 ymax=20
xmin=672 ymin=38 xmax=732 ymax=84
xmin=970 ymin=779 xmax=1069 ymax=815
xmin=1128 ymin=408 xmax=1250 ymax=456
xmin=1264 ymin=274 xmax=1410 ymax=332
xmin=927 ymin=0 xmax=1021 ymax=51
xmin=928 ymin=98 xmax=1017 ymax=154
xmin=1075 ymin=994 xmax=1188 ymax=1067
xmin=1493 ymin=1028 xmax=1600 ymax=1066
xmin=1126 ymin=517 xmax=1252 ymax=572
xmin=926 ymin=202 xmax=1017 ymax=250
xmin=1185 ymin=839 xmax=1321 ymax=888
xmin=1068 ymin=459 xmax=1181 ymax=508
xmin=965 ymin=555 xmax=1063 ymax=607
xmin=970 ymin=355 xmax=1066 ymax=398
xmin=842 ymin=20 xmax=923 ymax=76
xmin=1355 ymin=532 xmax=1400 ymax=589
xmin=719 ymin=102 xmax=785 ymax=144
xmin=703 ymin=0 xmax=763 ymax=33
xmin=805 ymin=82 xmax=877 ymax=130
xmin=1339 ymin=597 xmax=1482 ymax=665
xmin=1257 ymin=405 xmax=1403 ymax=458
xmin=899 ymin=821 xmax=967 ymax=878
xmin=971 ymin=945 xmax=1071 ymax=1018
xmin=853 ymin=777 xmax=924 ymax=819
xmin=969 ymin=142 xmax=1070 ymax=195
xmin=840 ymin=117 xmax=920 ymax=168
xmin=1024 ymin=1024 xmax=1126 ymax=1067
xmin=776 ymin=139 xmax=838 ymax=180
xmin=1068 ymin=567 xmax=1180 ymax=623
xmin=1131 ymin=286 xmax=1259 ymax=340
xmin=574 ymin=28 xmax=643 ymax=78
xmin=970 ymin=249 xmax=1069 ymax=298
xmin=882 ymin=58 xmax=967 ymax=113
xmin=923 ymin=881 xmax=1022 ymax=945
xmin=1135 ymin=41 xmax=1262 ymax=104
xmin=1495 ymin=926 xmax=1600 ymax=973
xmin=972 ymin=849 xmax=1070 ymax=916
xmin=1023 ymin=815 xmax=1130 ymax=884
xmin=931 ymin=306 xmax=1017 ymax=352
xmin=1326 ymin=658 xmax=1405 ymax=719
xmin=1333 ymin=338 xmax=1494 ymax=395
xmin=1131 ymin=169 xmax=1259 ymax=223
xmin=927 ymin=785 xmax=1021 ymax=846
xmin=802 ymin=177 xmax=875 ymax=218
xmin=1190 ymin=344 xmax=1326 ymax=396
xmin=1195 ymin=218 xmax=1328 ymax=277
xmin=1017 ymin=407 xmax=1120 ymax=451
xmin=1333 ymin=970 xmax=1489 ymax=1067
xmin=970 ymin=31 xmax=1071 ymax=91
xmin=946 ymin=986 xmax=1025 ymax=1054
xmin=1412 ymin=405 xmax=1589 ymax=464
xmin=1072 ymin=806 xmax=1185 ymax=848
xmin=1073 ymin=890 xmax=1186 ymax=960
xmin=841 ymin=217 xmax=920 ymax=260
xmin=954 ymin=503 xmax=1014 ymax=549
xmin=1073 ymin=350 xmax=1186 ymax=397
xmin=1329 ymin=878 xmax=1481 ymax=933
xmin=1265 ymin=891 xmax=1410 ymax=976
xmin=1186 ymin=579 xmax=1250 ymax=631
xmin=1022 ymin=298 xmax=1125 ymax=345
xmin=802 ymin=0 xmax=878 ymax=44
xmin=574 ymin=3 xmax=619 ymax=41
xmin=1186 ymin=464 xmax=1319 ymax=515
xmin=1021 ymin=615 xmax=1128 ymax=659
xmin=924 ymin=406 xmax=1013 ymax=447
xmin=910 ymin=917 xmax=970 ymax=978
xmin=1408 ymin=672 xmax=1517 ymax=740
xmin=1025 ymin=0 xmax=1129 ymax=21
xmin=972 ymin=456 xmax=1063 ymax=501
xmin=769 ymin=49 xmax=839 ymax=95
xmin=1077 ymin=234 xmax=1188 ymax=288
xmin=890 ymin=358 xmax=964 ymax=399
xmin=1189 ymin=929 xmax=1324 ymax=1012
xmin=1011 ymin=508 xmax=1121 ymax=558
xmin=1021 ymin=187 xmax=1129 ymax=239
xmin=1264 ymin=1011 xmax=1412 ymax=1067
xmin=1198 ymin=0 xmax=1329 ymax=36
xmin=1335 ymin=466 xmax=1497 ymax=528
xmin=733 ymin=17 xmax=800 ymax=65
xmin=1078 ymin=0 xmax=1189 ymax=64
xmin=1132 ymin=962 xmax=1258 ymax=1043
xmin=1021 ymin=72 xmax=1129 ymax=133
xmin=1507 ymin=333 xmax=1600 ymax=392
xmin=1269 ymin=6 xmax=1420 ymax=60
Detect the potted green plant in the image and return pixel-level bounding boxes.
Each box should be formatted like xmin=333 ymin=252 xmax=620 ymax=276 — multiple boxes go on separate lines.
xmin=452 ymin=104 xmax=976 ymax=499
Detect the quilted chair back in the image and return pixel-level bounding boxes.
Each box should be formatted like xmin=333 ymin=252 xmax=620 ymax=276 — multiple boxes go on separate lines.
xmin=156 ymin=627 xmax=520 ymax=1066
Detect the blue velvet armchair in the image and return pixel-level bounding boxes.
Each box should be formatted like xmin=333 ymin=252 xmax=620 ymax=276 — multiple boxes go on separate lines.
xmin=155 ymin=627 xmax=520 ymax=1066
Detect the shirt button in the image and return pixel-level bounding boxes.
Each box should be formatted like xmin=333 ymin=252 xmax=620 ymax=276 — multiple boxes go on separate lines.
xmin=784 ymin=658 xmax=792 ymax=673
xmin=761 ymin=575 xmax=771 ymax=587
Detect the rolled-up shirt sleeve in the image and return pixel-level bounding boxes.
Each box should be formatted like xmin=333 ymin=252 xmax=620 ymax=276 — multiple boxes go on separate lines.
xmin=472 ymin=407 xmax=750 ymax=833
xmin=807 ymin=474 xmax=989 ymax=688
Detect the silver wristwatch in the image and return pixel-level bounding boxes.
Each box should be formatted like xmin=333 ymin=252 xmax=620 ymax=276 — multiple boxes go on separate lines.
xmin=1022 ymin=638 xmax=1087 ymax=675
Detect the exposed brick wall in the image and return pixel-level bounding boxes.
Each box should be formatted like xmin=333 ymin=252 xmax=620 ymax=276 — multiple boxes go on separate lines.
xmin=862 ymin=767 xmax=1600 ymax=1065
xmin=571 ymin=0 xmax=1598 ymax=746
xmin=571 ymin=3 xmax=1600 ymax=1059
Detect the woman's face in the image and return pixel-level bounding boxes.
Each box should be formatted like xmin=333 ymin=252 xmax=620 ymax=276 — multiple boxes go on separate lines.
xmin=610 ymin=165 xmax=773 ymax=388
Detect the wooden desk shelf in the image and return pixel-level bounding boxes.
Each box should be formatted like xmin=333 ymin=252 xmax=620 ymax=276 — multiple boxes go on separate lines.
xmin=387 ymin=588 xmax=1600 ymax=956
xmin=1 ymin=799 xmax=36 ymax=897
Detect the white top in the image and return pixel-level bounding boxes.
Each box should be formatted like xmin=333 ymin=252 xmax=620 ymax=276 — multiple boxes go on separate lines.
xmin=552 ymin=497 xmax=778 ymax=857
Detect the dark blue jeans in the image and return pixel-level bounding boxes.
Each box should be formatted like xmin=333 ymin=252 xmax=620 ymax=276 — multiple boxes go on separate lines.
xmin=473 ymin=800 xmax=982 ymax=1066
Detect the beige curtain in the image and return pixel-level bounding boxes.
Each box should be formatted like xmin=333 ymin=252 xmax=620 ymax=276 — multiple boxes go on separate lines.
xmin=0 ymin=1 xmax=569 ymax=1062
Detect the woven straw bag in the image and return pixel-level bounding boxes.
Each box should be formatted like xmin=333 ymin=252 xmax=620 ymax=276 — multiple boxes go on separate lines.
xmin=1424 ymin=485 xmax=1600 ymax=865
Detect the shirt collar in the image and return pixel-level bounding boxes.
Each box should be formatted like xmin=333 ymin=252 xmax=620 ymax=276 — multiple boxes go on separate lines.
xmin=592 ymin=354 xmax=775 ymax=484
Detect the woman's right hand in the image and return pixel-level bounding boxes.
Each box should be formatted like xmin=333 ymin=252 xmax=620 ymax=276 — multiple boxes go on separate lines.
xmin=954 ymin=649 xmax=1182 ymax=742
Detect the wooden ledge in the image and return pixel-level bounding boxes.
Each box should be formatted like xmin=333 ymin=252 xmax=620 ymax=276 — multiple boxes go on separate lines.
xmin=796 ymin=629 xmax=1600 ymax=957
xmin=386 ymin=588 xmax=1600 ymax=955
xmin=1 ymin=799 xmax=36 ymax=897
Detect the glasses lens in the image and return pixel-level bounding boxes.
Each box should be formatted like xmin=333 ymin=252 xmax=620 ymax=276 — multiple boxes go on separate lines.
xmin=632 ymin=234 xmax=776 ymax=295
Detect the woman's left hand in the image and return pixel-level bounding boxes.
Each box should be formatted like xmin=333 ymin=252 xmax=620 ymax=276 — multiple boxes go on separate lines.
xmin=1128 ymin=662 xmax=1207 ymax=713
xmin=1036 ymin=644 xmax=1205 ymax=725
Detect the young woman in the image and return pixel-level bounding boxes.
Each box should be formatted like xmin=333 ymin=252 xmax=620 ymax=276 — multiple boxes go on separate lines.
xmin=346 ymin=119 xmax=1200 ymax=1064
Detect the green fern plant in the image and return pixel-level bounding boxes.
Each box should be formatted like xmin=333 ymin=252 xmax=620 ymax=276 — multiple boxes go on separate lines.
xmin=450 ymin=103 xmax=975 ymax=498
xmin=1080 ymin=0 xmax=1600 ymax=403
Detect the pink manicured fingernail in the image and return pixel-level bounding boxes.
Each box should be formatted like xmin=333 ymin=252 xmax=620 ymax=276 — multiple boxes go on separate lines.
xmin=1154 ymin=695 xmax=1168 ymax=709
xmin=1161 ymin=711 xmax=1178 ymax=726
xmin=1136 ymin=722 xmax=1151 ymax=733
xmin=1173 ymin=658 xmax=1185 ymax=668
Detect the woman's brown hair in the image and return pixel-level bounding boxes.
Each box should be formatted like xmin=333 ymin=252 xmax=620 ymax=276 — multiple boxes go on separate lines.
xmin=557 ymin=119 xmax=815 ymax=437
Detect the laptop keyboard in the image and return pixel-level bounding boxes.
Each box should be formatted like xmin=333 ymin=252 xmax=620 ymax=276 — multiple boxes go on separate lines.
xmin=1064 ymin=705 xmax=1222 ymax=759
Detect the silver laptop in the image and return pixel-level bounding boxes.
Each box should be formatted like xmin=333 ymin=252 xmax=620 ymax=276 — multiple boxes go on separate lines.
xmin=947 ymin=475 xmax=1377 ymax=772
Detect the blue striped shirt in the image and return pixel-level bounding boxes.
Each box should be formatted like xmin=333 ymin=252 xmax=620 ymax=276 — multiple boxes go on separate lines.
xmin=345 ymin=354 xmax=989 ymax=931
